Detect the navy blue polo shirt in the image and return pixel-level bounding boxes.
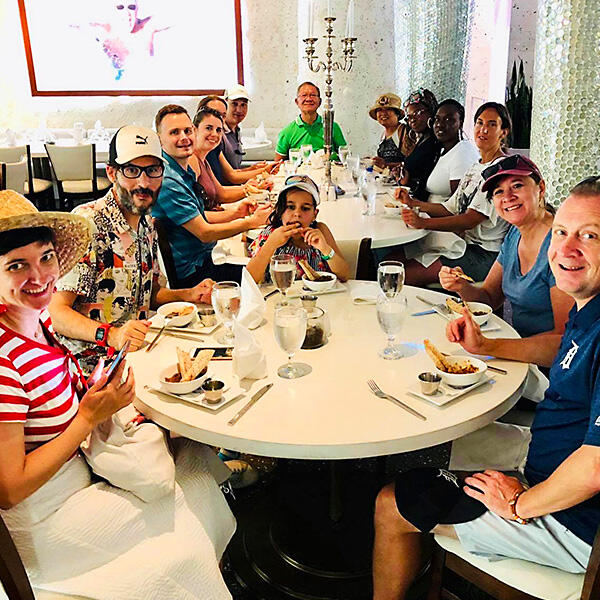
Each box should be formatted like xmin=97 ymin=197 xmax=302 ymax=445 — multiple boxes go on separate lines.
xmin=525 ymin=294 xmax=600 ymax=546
xmin=152 ymin=151 xmax=215 ymax=279
xmin=207 ymin=140 xmax=226 ymax=185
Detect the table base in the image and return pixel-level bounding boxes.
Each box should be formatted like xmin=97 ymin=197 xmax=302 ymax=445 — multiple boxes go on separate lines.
xmin=227 ymin=462 xmax=430 ymax=600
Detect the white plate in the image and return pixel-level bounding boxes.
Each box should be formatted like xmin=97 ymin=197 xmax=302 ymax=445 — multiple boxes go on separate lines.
xmin=406 ymin=374 xmax=494 ymax=407
xmin=148 ymin=311 xmax=221 ymax=335
xmin=145 ymin=384 xmax=245 ymax=411
xmin=287 ymin=280 xmax=347 ymax=298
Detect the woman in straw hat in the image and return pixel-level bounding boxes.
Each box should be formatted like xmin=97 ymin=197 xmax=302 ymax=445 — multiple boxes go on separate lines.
xmin=369 ymin=93 xmax=415 ymax=170
xmin=0 ymin=190 xmax=235 ymax=598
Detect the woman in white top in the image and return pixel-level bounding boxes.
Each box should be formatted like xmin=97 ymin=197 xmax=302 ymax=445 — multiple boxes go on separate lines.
xmin=425 ymin=99 xmax=479 ymax=203
xmin=389 ymin=102 xmax=512 ymax=286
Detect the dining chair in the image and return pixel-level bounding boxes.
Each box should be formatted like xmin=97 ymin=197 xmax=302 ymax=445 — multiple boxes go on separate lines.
xmin=0 ymin=513 xmax=90 ymax=600
xmin=336 ymin=237 xmax=376 ymax=280
xmin=0 ymin=145 xmax=53 ymax=207
xmin=0 ymin=158 xmax=28 ymax=194
xmin=44 ymin=143 xmax=110 ymax=211
xmin=154 ymin=218 xmax=180 ymax=289
xmin=427 ymin=526 xmax=600 ymax=600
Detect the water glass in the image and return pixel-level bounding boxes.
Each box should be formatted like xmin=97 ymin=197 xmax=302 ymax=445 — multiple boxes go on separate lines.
xmin=270 ymin=254 xmax=295 ymax=304
xmin=284 ymin=160 xmax=296 ymax=177
xmin=301 ymin=144 xmax=313 ymax=163
xmin=339 ymin=145 xmax=350 ymax=167
xmin=211 ymin=281 xmax=241 ymax=345
xmin=274 ymin=306 xmax=311 ymax=378
xmin=377 ymin=261 xmax=405 ymax=297
xmin=376 ymin=294 xmax=408 ymax=360
xmin=289 ymin=148 xmax=302 ymax=170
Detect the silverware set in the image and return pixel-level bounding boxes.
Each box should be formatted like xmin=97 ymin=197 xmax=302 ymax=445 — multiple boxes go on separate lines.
xmin=366 ymin=379 xmax=427 ymax=421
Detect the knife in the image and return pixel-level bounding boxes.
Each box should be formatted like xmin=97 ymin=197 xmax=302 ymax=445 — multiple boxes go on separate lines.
xmin=416 ymin=295 xmax=452 ymax=320
xmin=411 ymin=309 xmax=436 ymax=316
xmin=228 ymin=383 xmax=273 ymax=426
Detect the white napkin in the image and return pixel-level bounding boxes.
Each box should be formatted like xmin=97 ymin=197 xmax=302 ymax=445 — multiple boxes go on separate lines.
xmin=350 ymin=282 xmax=380 ymax=305
xmin=522 ymin=364 xmax=549 ymax=403
xmin=211 ymin=241 xmax=250 ymax=266
xmin=254 ymin=122 xmax=268 ymax=142
xmin=232 ymin=321 xmax=268 ymax=380
xmin=404 ymin=229 xmax=467 ymax=269
xmin=237 ymin=268 xmax=265 ymax=329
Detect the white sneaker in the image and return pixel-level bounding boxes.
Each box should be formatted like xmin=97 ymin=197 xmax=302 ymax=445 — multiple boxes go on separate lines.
xmin=225 ymin=459 xmax=259 ymax=489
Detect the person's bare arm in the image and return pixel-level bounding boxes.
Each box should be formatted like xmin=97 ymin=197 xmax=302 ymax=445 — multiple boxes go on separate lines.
xmin=275 ymin=152 xmax=287 ymax=161
xmin=546 ymin=286 xmax=575 ymax=334
xmin=49 ymin=291 xmax=149 ymax=351
xmin=395 ymin=188 xmax=451 ymax=217
xmin=463 ymin=445 xmax=600 ymax=521
xmin=313 ymin=222 xmax=350 ymax=282
xmin=218 ymin=153 xmax=268 ymax=184
xmin=439 ymin=262 xmax=505 ymax=308
xmin=446 ymin=308 xmax=563 ymax=367
xmin=0 ymin=363 xmax=133 ymax=508
xmin=182 ymin=205 xmax=271 ymax=244
xmin=403 ymin=208 xmax=487 ymax=234
xmin=152 ymin=279 xmax=213 ymax=307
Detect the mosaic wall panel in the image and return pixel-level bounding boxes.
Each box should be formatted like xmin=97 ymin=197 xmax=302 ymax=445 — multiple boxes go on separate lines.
xmin=530 ymin=0 xmax=600 ymax=206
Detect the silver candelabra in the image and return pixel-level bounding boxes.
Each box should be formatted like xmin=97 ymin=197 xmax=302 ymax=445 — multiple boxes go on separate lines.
xmin=303 ymin=16 xmax=357 ymax=198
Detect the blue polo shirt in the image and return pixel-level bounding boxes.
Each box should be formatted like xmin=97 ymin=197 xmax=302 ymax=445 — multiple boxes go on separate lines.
xmin=525 ymin=294 xmax=600 ymax=546
xmin=152 ymin=151 xmax=215 ymax=279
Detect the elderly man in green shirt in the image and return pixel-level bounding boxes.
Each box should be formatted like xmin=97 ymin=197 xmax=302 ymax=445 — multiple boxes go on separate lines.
xmin=275 ymin=81 xmax=347 ymax=160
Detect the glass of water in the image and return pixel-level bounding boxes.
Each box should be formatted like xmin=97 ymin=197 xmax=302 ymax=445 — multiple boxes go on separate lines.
xmin=376 ymin=294 xmax=408 ymax=360
xmin=211 ymin=281 xmax=241 ymax=345
xmin=274 ymin=305 xmax=311 ymax=378
xmin=289 ymin=148 xmax=302 ymax=171
xmin=377 ymin=261 xmax=405 ymax=298
xmin=270 ymin=254 xmax=296 ymax=304
xmin=339 ymin=145 xmax=350 ymax=167
xmin=301 ymin=144 xmax=313 ymax=164
xmin=284 ymin=160 xmax=296 ymax=177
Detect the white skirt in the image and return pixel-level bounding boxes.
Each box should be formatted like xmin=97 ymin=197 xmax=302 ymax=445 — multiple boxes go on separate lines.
xmin=1 ymin=440 xmax=236 ymax=600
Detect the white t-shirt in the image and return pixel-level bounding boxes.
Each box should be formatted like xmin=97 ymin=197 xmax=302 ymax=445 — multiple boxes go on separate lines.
xmin=442 ymin=157 xmax=510 ymax=253
xmin=426 ymin=140 xmax=479 ymax=203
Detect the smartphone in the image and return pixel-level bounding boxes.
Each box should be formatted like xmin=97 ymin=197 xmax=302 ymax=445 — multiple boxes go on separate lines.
xmin=193 ymin=346 xmax=233 ymax=360
xmin=104 ymin=340 xmax=131 ymax=383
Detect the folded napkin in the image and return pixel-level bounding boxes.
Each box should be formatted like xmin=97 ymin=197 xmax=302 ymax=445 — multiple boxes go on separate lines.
xmin=350 ymin=281 xmax=380 ymax=305
xmin=403 ymin=230 xmax=467 ymax=268
xmin=522 ymin=364 xmax=549 ymax=403
xmin=237 ymin=267 xmax=265 ymax=329
xmin=232 ymin=321 xmax=267 ymax=380
xmin=254 ymin=121 xmax=268 ymax=142
xmin=211 ymin=240 xmax=250 ymax=266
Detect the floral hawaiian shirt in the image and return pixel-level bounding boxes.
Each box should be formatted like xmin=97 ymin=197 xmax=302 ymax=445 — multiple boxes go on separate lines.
xmin=56 ymin=189 xmax=163 ymax=370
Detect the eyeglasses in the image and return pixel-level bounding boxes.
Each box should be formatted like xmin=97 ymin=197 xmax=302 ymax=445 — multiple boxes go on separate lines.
xmin=298 ymin=93 xmax=319 ymax=99
xmin=116 ymin=4 xmax=137 ymax=10
xmin=119 ymin=164 xmax=164 ymax=179
xmin=481 ymin=155 xmax=539 ymax=182
xmin=407 ymin=108 xmax=429 ymax=120
xmin=285 ymin=174 xmax=315 ymax=186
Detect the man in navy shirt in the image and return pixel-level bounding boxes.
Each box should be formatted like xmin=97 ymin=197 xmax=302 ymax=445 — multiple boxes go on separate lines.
xmin=152 ymin=104 xmax=270 ymax=286
xmin=373 ymin=177 xmax=600 ymax=599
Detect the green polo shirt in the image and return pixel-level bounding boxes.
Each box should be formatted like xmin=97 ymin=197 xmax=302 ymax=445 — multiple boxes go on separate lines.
xmin=276 ymin=114 xmax=346 ymax=159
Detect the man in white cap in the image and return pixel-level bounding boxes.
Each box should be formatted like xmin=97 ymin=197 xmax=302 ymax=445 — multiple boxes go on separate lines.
xmin=49 ymin=125 xmax=214 ymax=371
xmin=223 ymin=84 xmax=251 ymax=169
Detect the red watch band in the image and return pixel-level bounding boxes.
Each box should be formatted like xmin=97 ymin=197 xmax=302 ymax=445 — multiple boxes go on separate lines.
xmin=94 ymin=323 xmax=112 ymax=347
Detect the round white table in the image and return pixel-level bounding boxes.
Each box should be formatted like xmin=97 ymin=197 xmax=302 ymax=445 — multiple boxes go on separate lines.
xmin=28 ymin=140 xmax=110 ymax=162
xmin=130 ymin=284 xmax=528 ymax=459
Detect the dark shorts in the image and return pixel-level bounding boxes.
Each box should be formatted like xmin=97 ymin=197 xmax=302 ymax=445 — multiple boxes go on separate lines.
xmin=440 ymin=244 xmax=497 ymax=283
xmin=394 ymin=467 xmax=487 ymax=533
xmin=178 ymin=260 xmax=243 ymax=288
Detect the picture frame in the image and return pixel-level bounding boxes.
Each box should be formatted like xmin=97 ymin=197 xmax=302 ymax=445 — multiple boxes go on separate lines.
xmin=17 ymin=0 xmax=244 ymax=96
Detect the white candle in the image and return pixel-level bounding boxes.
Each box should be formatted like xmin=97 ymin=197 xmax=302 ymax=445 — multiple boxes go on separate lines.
xmin=308 ymin=0 xmax=314 ymax=37
xmin=327 ymin=0 xmax=332 ymax=17
xmin=349 ymin=0 xmax=355 ymax=37
xmin=345 ymin=0 xmax=351 ymax=37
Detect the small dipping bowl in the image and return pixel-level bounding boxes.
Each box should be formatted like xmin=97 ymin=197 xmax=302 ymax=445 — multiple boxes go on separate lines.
xmin=198 ymin=306 xmax=217 ymax=326
xmin=201 ymin=379 xmax=225 ymax=404
xmin=301 ymin=295 xmax=318 ymax=309
xmin=418 ymin=372 xmax=442 ymax=395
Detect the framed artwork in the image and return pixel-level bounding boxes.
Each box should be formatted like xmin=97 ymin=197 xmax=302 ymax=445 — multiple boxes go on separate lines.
xmin=17 ymin=0 xmax=244 ymax=96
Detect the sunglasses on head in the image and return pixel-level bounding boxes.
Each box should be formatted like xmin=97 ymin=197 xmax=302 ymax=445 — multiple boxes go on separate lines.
xmin=285 ymin=174 xmax=314 ymax=186
xmin=481 ymin=155 xmax=540 ymax=182
xmin=576 ymin=175 xmax=600 ymax=186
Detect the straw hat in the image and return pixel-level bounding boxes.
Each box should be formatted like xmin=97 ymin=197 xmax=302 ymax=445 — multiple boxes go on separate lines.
xmin=0 ymin=190 xmax=93 ymax=277
xmin=369 ymin=94 xmax=405 ymax=120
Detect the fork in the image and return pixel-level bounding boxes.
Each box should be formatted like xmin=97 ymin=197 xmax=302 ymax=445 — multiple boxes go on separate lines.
xmin=367 ymin=380 xmax=427 ymax=420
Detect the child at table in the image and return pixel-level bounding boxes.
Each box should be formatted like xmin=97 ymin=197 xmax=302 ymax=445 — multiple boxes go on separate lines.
xmin=247 ymin=175 xmax=350 ymax=283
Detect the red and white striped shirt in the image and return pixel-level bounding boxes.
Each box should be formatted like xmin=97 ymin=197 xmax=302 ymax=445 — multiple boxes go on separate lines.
xmin=0 ymin=311 xmax=86 ymax=444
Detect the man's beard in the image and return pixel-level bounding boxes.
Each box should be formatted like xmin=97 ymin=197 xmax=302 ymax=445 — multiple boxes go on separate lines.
xmin=115 ymin=182 xmax=158 ymax=216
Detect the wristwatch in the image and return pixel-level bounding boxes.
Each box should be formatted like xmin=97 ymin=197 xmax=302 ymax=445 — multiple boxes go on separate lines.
xmin=94 ymin=323 xmax=112 ymax=347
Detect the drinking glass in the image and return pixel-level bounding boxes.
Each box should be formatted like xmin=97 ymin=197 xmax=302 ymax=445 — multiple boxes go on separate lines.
xmin=376 ymin=294 xmax=408 ymax=360
xmin=270 ymin=254 xmax=296 ymax=304
xmin=211 ymin=281 xmax=241 ymax=345
xmin=274 ymin=306 xmax=311 ymax=378
xmin=284 ymin=160 xmax=296 ymax=177
xmin=301 ymin=144 xmax=313 ymax=164
xmin=338 ymin=145 xmax=350 ymax=168
xmin=289 ymin=148 xmax=302 ymax=170
xmin=377 ymin=261 xmax=405 ymax=298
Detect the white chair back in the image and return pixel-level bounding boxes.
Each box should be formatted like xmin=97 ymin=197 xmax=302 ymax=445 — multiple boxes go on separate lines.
xmin=45 ymin=144 xmax=94 ymax=181
xmin=336 ymin=238 xmax=361 ymax=280
xmin=0 ymin=159 xmax=28 ymax=194
xmin=0 ymin=146 xmax=27 ymax=164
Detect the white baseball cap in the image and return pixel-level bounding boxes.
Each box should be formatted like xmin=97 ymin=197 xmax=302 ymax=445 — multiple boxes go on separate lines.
xmin=277 ymin=174 xmax=320 ymax=206
xmin=225 ymin=85 xmax=251 ymax=101
xmin=108 ymin=125 xmax=165 ymax=165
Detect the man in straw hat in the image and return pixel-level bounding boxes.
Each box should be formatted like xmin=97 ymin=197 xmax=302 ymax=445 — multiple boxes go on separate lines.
xmin=369 ymin=93 xmax=414 ymax=169
xmin=49 ymin=125 xmax=214 ymax=371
